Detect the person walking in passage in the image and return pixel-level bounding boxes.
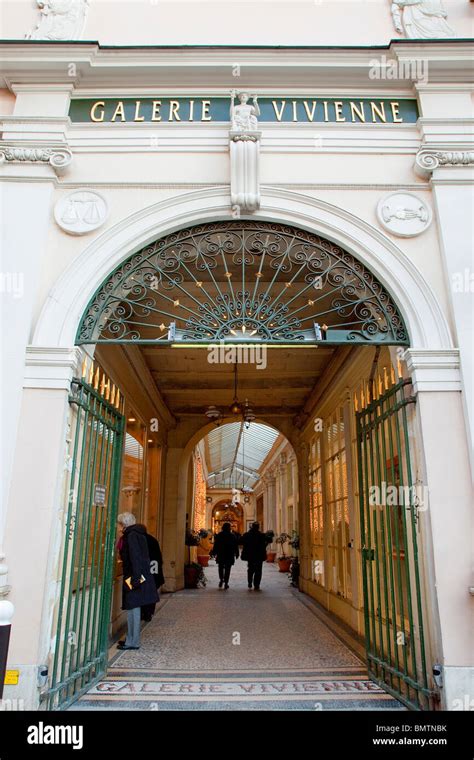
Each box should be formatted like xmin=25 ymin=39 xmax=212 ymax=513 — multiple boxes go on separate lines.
xmin=240 ymin=521 xmax=267 ymax=591
xmin=211 ymin=522 xmax=239 ymax=589
xmin=116 ymin=512 xmax=158 ymax=650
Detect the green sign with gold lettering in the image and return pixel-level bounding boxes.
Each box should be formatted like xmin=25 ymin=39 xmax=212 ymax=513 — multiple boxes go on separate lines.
xmin=69 ymin=97 xmax=418 ymax=124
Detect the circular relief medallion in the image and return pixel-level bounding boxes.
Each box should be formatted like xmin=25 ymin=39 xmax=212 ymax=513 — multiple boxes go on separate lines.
xmin=377 ymin=192 xmax=432 ymax=238
xmin=55 ymin=191 xmax=108 ymax=235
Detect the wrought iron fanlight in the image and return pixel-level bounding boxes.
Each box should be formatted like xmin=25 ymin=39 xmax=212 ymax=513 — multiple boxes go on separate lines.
xmin=76 ymin=221 xmax=408 ymax=346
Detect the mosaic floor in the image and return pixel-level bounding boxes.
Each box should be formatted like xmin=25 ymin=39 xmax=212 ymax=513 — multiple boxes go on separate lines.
xmin=74 ymin=561 xmax=405 ymax=711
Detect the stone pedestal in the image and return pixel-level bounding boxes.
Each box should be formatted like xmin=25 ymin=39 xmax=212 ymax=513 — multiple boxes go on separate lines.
xmin=229 ymin=130 xmax=261 ymax=213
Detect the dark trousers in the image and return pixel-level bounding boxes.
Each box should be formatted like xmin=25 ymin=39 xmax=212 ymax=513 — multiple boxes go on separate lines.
xmin=247 ymin=561 xmax=263 ymax=588
xmin=218 ymin=563 xmax=232 ymax=584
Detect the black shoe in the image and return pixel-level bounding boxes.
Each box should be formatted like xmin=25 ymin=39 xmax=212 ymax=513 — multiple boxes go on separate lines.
xmin=248 ymin=584 xmax=252 ymax=590
xmin=117 ymin=643 xmax=139 ymax=650
xmin=254 ymin=586 xmax=261 ymax=591
xmin=224 ymin=584 xmax=229 ymax=589
xmin=219 ymin=581 xmax=223 ymax=588
xmin=117 ymin=639 xmax=126 ymax=646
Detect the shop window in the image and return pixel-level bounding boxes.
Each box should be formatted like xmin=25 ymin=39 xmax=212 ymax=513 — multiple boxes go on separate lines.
xmin=119 ymin=409 xmax=146 ymax=522
xmin=325 ymin=407 xmax=352 ymax=600
xmin=309 ymin=436 xmax=324 ymax=586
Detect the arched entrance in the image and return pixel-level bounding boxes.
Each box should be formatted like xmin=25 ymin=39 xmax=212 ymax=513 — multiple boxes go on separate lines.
xmin=212 ymin=501 xmax=244 ymax=535
xmin=76 ymin=220 xmax=408 ymax=347
xmin=42 ymin=212 xmax=442 ymax=711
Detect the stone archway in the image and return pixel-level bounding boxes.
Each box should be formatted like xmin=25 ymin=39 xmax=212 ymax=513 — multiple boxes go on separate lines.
xmin=211 ymin=500 xmax=244 ymax=536
xmin=33 ymin=187 xmax=453 ymax=351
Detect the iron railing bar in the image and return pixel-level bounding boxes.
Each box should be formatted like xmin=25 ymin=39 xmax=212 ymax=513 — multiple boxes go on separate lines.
xmin=393 ymin=388 xmax=421 ymax=708
xmin=367 ymin=652 xmax=434 ymax=696
xmin=56 ymin=394 xmax=92 ymax=699
xmin=367 ymin=403 xmax=385 ymax=681
xmin=79 ymin=407 xmax=108 ymax=688
xmin=86 ymin=423 xmax=115 ymax=678
xmin=48 ymin=391 xmax=84 ymax=706
xmin=87 ymin=416 xmax=116 ymax=664
xmin=69 ymin=392 xmax=102 ymax=693
xmin=356 ymin=411 xmax=372 ymax=659
xmin=379 ymin=389 xmax=402 ymax=696
xmin=401 ymin=397 xmax=429 ymax=697
xmin=386 ymin=395 xmax=411 ymax=701
xmin=97 ymin=415 xmax=125 ymax=659
xmin=372 ymin=398 xmax=393 ymax=688
xmin=70 ymin=379 xmax=124 ymax=419
xmin=362 ymin=410 xmax=378 ymax=661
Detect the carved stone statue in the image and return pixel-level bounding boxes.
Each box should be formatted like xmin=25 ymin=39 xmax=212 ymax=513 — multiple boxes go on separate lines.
xmin=26 ymin=0 xmax=89 ymax=41
xmin=391 ymin=0 xmax=455 ymax=39
xmin=230 ymin=90 xmax=260 ymax=132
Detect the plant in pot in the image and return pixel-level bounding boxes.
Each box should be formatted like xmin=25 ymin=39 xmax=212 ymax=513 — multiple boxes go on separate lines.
xmin=196 ymin=529 xmax=211 ymax=567
xmin=264 ymin=530 xmax=276 ymax=563
xmin=184 ymin=529 xmax=208 ymax=588
xmin=275 ymin=532 xmax=292 ymax=573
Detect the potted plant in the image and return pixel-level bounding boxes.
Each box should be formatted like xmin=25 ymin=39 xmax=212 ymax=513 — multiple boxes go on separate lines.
xmin=196 ymin=529 xmax=211 ymax=567
xmin=264 ymin=530 xmax=276 ymax=562
xmin=276 ymin=532 xmax=292 ymax=572
xmin=184 ymin=529 xmax=208 ymax=588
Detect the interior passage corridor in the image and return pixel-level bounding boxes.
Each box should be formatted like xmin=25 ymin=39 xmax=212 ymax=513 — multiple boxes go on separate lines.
xmin=74 ymin=561 xmax=405 ymax=711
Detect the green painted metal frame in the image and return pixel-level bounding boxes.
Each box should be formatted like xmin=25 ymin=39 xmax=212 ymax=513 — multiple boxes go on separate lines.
xmin=45 ymin=377 xmax=124 ymax=710
xmin=356 ymin=379 xmax=433 ymax=711
xmin=76 ymin=221 xmax=408 ymax=346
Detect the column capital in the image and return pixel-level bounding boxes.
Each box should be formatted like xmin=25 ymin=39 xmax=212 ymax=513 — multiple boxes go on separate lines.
xmin=403 ymin=348 xmax=462 ymax=393
xmin=414 ymin=147 xmax=474 ymax=179
xmin=0 ymin=142 xmax=73 ymax=176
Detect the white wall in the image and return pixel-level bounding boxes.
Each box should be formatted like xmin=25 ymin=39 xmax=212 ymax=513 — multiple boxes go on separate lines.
xmin=1 ymin=0 xmax=472 ymax=46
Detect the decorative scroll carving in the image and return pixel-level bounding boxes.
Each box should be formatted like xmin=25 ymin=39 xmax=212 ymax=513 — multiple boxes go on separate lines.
xmin=415 ymin=149 xmax=474 ymax=177
xmin=0 ymin=144 xmax=73 ymax=175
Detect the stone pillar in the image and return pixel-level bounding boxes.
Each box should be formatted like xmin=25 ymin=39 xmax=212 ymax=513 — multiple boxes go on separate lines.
xmin=297 ymin=442 xmax=312 ymax=582
xmin=415 ymin=85 xmax=474 ymax=471
xmin=264 ymin=473 xmax=277 ymax=538
xmin=0 ymin=85 xmax=73 ymax=606
xmin=278 ymin=453 xmax=287 ymax=533
xmin=2 ymin=347 xmax=82 ymax=708
xmin=405 ymin=349 xmax=473 ymax=710
xmin=229 ymin=131 xmax=261 ymax=212
xmin=162 ymin=445 xmax=187 ymax=592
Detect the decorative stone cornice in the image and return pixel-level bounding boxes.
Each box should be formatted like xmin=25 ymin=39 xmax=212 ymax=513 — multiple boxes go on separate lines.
xmin=403 ymin=349 xmax=462 ymax=393
xmin=24 ymin=346 xmax=84 ymax=390
xmin=0 ymin=144 xmax=72 ymax=175
xmin=415 ymin=148 xmax=474 ymax=178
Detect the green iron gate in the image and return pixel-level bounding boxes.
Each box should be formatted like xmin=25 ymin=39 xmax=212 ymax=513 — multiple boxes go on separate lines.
xmin=356 ymin=378 xmax=435 ymax=710
xmin=46 ymin=372 xmax=124 ymax=709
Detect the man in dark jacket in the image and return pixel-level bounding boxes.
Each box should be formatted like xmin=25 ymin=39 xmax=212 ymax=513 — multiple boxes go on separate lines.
xmin=240 ymin=521 xmax=267 ymax=591
xmin=141 ymin=528 xmax=164 ymax=622
xmin=211 ymin=522 xmax=239 ymax=589
xmin=117 ymin=512 xmax=158 ymax=650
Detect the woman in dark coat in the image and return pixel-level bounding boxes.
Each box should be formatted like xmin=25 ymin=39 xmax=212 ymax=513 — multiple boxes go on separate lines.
xmin=211 ymin=522 xmax=239 ymax=589
xmin=116 ymin=512 xmax=158 ymax=650
xmin=140 ymin=528 xmax=164 ymax=622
